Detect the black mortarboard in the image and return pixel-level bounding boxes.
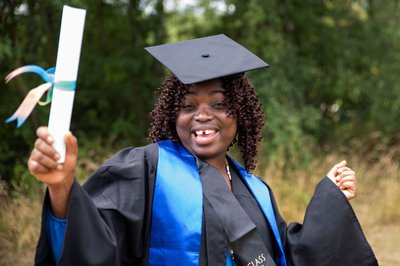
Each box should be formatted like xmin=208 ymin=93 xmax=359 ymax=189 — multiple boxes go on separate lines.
xmin=145 ymin=34 xmax=269 ymax=84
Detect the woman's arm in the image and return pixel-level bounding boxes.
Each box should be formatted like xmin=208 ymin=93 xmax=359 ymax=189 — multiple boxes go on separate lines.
xmin=28 ymin=126 xmax=78 ymax=218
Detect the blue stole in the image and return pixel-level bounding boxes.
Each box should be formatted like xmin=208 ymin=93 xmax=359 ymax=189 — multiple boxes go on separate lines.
xmin=149 ymin=140 xmax=287 ymax=266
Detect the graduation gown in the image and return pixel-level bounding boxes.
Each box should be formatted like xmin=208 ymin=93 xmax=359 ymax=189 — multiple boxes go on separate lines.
xmin=35 ymin=143 xmax=378 ymax=266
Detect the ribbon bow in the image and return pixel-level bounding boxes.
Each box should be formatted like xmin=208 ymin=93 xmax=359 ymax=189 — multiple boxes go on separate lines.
xmin=5 ymin=65 xmax=76 ymax=127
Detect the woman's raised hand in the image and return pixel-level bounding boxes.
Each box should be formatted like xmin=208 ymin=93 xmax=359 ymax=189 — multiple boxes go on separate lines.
xmin=326 ymin=160 xmax=357 ymax=201
xmin=28 ymin=126 xmax=78 ymax=217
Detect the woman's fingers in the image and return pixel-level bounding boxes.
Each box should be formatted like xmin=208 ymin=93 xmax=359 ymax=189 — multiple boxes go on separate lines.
xmin=36 ymin=126 xmax=53 ymax=142
xmin=326 ymin=160 xmax=347 ymax=182
xmin=29 ymin=127 xmax=61 ymax=177
xmin=28 ymin=159 xmax=51 ymax=175
xmin=336 ymin=169 xmax=355 ymax=181
xmin=340 ymin=179 xmax=356 ymax=190
xmin=30 ymin=148 xmax=60 ymax=170
xmin=35 ymin=126 xmax=60 ymax=162
xmin=334 ymin=166 xmax=357 ymax=200
xmin=63 ymin=132 xmax=78 ymax=172
xmin=340 ymin=180 xmax=356 ymax=199
xmin=65 ymin=132 xmax=78 ymax=158
xmin=34 ymin=138 xmax=60 ymax=161
xmin=336 ymin=176 xmax=356 ymax=187
xmin=336 ymin=166 xmax=353 ymax=175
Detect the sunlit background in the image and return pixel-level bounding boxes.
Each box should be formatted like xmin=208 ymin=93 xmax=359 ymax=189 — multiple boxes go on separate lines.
xmin=1 ymin=1 xmax=399 ymax=265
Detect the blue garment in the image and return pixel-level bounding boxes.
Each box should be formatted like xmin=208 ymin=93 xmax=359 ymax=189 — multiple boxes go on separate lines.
xmin=149 ymin=140 xmax=286 ymax=266
xmin=46 ymin=207 xmax=66 ymax=263
xmin=149 ymin=140 xmax=203 ymax=265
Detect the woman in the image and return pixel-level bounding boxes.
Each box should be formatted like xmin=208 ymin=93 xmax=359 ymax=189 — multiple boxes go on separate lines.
xmin=30 ymin=35 xmax=377 ymax=265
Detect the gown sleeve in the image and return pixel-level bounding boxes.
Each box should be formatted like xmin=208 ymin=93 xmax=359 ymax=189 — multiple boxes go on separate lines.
xmin=45 ymin=207 xmax=66 ymax=264
xmin=35 ymin=144 xmax=158 ymax=266
xmin=271 ymin=177 xmax=378 ymax=266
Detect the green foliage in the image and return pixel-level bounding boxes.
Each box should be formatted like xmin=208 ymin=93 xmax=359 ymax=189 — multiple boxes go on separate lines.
xmin=1 ymin=0 xmax=399 ymax=190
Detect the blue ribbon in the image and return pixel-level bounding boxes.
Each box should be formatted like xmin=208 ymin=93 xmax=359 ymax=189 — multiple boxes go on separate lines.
xmin=5 ymin=65 xmax=76 ymax=127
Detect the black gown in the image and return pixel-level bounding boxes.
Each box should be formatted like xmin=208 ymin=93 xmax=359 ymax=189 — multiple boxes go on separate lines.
xmin=35 ymin=143 xmax=378 ymax=266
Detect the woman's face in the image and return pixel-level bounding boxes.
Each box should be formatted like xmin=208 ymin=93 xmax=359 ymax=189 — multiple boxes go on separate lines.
xmin=176 ymin=79 xmax=237 ymax=161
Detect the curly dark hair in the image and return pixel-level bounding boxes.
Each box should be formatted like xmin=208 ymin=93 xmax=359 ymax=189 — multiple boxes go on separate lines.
xmin=149 ymin=74 xmax=265 ymax=171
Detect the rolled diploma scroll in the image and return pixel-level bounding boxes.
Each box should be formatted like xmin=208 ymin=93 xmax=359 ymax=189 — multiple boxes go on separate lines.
xmin=48 ymin=6 xmax=86 ymax=163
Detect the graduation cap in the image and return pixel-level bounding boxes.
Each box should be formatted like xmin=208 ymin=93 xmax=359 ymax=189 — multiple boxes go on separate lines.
xmin=145 ymin=34 xmax=269 ymax=84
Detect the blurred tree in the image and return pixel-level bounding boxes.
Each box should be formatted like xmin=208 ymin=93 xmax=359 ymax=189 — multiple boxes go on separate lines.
xmin=0 ymin=2 xmax=60 ymax=187
xmin=0 ymin=0 xmax=166 ymax=190
xmin=1 ymin=0 xmax=399 ymax=189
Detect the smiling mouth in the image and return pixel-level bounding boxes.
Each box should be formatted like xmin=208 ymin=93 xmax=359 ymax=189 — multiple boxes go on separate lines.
xmin=193 ymin=129 xmax=216 ymax=137
xmin=192 ymin=129 xmax=219 ymax=144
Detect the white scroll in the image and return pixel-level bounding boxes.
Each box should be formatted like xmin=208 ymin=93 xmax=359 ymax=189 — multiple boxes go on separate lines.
xmin=48 ymin=6 xmax=86 ymax=163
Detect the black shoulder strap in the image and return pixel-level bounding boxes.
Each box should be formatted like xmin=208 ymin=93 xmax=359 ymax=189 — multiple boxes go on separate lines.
xmin=144 ymin=142 xmax=159 ymax=169
xmin=197 ymin=159 xmax=276 ymax=266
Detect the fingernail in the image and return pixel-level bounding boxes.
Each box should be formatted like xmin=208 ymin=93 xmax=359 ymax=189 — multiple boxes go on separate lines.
xmin=54 ymin=153 xmax=60 ymax=160
xmin=47 ymin=136 xmax=54 ymax=143
xmin=57 ymin=165 xmax=62 ymax=170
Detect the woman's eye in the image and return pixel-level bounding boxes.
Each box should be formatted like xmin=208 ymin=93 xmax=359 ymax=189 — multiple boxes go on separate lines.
xmin=181 ymin=103 xmax=195 ymax=111
xmin=212 ymin=102 xmax=227 ymax=109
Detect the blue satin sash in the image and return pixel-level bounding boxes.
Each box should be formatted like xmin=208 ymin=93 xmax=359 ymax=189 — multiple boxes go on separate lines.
xmin=149 ymin=140 xmax=203 ymax=265
xmin=150 ymin=140 xmax=287 ymax=266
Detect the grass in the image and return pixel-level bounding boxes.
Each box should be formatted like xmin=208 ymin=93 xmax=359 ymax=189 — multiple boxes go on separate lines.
xmin=0 ymin=148 xmax=399 ymax=265
xmin=0 ymin=194 xmax=42 ymax=265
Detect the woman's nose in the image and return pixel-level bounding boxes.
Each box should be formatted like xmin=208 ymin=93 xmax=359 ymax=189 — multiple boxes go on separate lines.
xmin=194 ymin=105 xmax=213 ymax=121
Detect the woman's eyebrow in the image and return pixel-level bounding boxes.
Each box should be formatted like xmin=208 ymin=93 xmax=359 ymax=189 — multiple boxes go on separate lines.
xmin=211 ymin=87 xmax=225 ymax=93
xmin=186 ymin=87 xmax=225 ymax=95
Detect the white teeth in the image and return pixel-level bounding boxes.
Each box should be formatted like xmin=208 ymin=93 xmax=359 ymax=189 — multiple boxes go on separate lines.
xmin=195 ymin=130 xmax=215 ymax=136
